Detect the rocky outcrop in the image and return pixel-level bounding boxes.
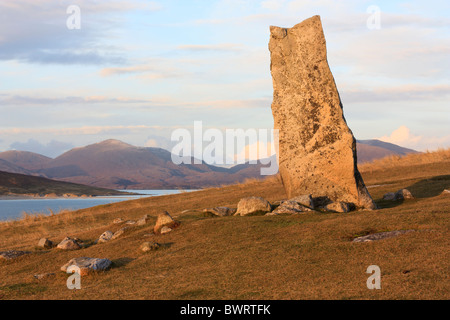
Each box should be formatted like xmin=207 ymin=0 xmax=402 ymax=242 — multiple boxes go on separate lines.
xmin=269 ymin=15 xmax=376 ymax=210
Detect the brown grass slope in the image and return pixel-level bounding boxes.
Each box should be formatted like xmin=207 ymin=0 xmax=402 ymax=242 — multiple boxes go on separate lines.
xmin=0 ymin=149 xmax=448 ymax=300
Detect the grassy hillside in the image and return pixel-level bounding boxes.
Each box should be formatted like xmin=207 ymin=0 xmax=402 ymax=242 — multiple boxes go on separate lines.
xmin=0 ymin=149 xmax=448 ymax=300
xmin=0 ymin=171 xmax=128 ymax=197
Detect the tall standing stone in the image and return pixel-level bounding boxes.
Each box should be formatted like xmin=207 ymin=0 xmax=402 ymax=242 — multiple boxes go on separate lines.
xmin=269 ymin=16 xmax=376 ymax=210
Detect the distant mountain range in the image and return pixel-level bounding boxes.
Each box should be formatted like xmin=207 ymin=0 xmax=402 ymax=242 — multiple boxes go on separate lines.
xmin=0 ymin=139 xmax=418 ymax=190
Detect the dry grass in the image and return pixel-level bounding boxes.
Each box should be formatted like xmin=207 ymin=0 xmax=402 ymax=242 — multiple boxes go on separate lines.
xmin=0 ymin=151 xmax=449 ymax=300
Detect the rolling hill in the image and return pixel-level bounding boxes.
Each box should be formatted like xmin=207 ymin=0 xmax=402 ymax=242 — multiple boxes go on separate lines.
xmin=0 ymin=139 xmax=418 ymax=190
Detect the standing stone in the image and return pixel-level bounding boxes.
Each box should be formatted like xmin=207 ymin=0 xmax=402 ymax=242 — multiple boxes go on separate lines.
xmin=269 ymin=15 xmax=376 ymax=210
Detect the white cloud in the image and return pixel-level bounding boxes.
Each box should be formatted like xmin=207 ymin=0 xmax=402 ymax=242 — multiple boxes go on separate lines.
xmin=378 ymin=126 xmax=450 ymax=151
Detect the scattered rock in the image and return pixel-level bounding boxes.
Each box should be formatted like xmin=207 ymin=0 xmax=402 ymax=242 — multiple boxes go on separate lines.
xmin=160 ymin=226 xmax=173 ymax=234
xmin=137 ymin=215 xmax=151 ymax=226
xmin=269 ymin=200 xmax=313 ymax=215
xmin=37 ymin=238 xmax=53 ymax=249
xmin=97 ymin=231 xmax=114 ymax=244
xmin=289 ymin=194 xmax=314 ymax=209
xmin=56 ymin=237 xmax=81 ymax=250
xmin=203 ymin=207 xmax=237 ymax=217
xmin=0 ymin=250 xmax=31 ymax=260
xmin=140 ymin=242 xmax=160 ymax=252
xmin=383 ymin=189 xmax=414 ymax=201
xmin=154 ymin=211 xmax=179 ymax=234
xmin=113 ymin=218 xmax=124 ymax=224
xmin=235 ymin=197 xmax=272 ymax=216
xmin=61 ymin=257 xmax=112 ymax=276
xmin=125 ymin=220 xmax=136 ymax=225
xmin=269 ymin=15 xmax=376 ymax=210
xmin=33 ymin=273 xmax=55 ymax=280
xmin=441 ymin=189 xmax=450 ymax=195
xmin=324 ymin=201 xmax=351 ymax=213
xmin=395 ymin=189 xmax=414 ymax=200
xmin=353 ymin=230 xmax=415 ymax=243
xmin=112 ymin=227 xmax=129 ymax=240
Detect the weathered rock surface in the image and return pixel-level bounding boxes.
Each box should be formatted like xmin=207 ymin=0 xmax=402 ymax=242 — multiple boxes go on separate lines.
xmin=0 ymin=250 xmax=31 ymax=260
xmin=395 ymin=189 xmax=414 ymax=200
xmin=203 ymin=207 xmax=237 ymax=217
xmin=269 ymin=200 xmax=313 ymax=215
xmin=269 ymin=15 xmax=376 ymax=210
xmin=290 ymin=194 xmax=314 ymax=209
xmin=160 ymin=226 xmax=173 ymax=234
xmin=61 ymin=257 xmax=112 ymax=276
xmin=324 ymin=201 xmax=351 ymax=213
xmin=353 ymin=230 xmax=415 ymax=243
xmin=154 ymin=211 xmax=179 ymax=234
xmin=57 ymin=237 xmax=81 ymax=250
xmin=235 ymin=197 xmax=272 ymax=216
xmin=97 ymin=231 xmax=114 ymax=244
xmin=112 ymin=227 xmax=129 ymax=240
xmin=38 ymin=238 xmax=53 ymax=249
xmin=383 ymin=192 xmax=396 ymax=201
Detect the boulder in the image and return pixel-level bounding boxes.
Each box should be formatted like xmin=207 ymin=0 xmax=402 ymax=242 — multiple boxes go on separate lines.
xmin=37 ymin=238 xmax=53 ymax=249
xmin=97 ymin=231 xmax=114 ymax=244
xmin=61 ymin=257 xmax=112 ymax=276
xmin=57 ymin=237 xmax=81 ymax=250
xmin=203 ymin=207 xmax=237 ymax=217
xmin=154 ymin=211 xmax=179 ymax=234
xmin=235 ymin=197 xmax=272 ymax=216
xmin=269 ymin=15 xmax=376 ymax=210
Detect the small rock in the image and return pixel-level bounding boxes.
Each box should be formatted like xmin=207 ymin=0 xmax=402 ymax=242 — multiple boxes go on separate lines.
xmin=325 ymin=201 xmax=351 ymax=213
xmin=33 ymin=273 xmax=55 ymax=280
xmin=154 ymin=211 xmax=179 ymax=234
xmin=0 ymin=250 xmax=31 ymax=260
xmin=97 ymin=231 xmax=114 ymax=244
xmin=203 ymin=207 xmax=237 ymax=217
xmin=289 ymin=194 xmax=314 ymax=209
xmin=160 ymin=226 xmax=172 ymax=234
xmin=353 ymin=230 xmax=415 ymax=243
xmin=112 ymin=227 xmax=129 ymax=240
xmin=441 ymin=189 xmax=450 ymax=195
xmin=235 ymin=197 xmax=272 ymax=216
xmin=137 ymin=215 xmax=151 ymax=226
xmin=395 ymin=189 xmax=414 ymax=200
xmin=125 ymin=220 xmax=136 ymax=225
xmin=57 ymin=237 xmax=81 ymax=250
xmin=61 ymin=257 xmax=112 ymax=276
xmin=113 ymin=218 xmax=124 ymax=224
xmin=37 ymin=238 xmax=53 ymax=249
xmin=140 ymin=242 xmax=160 ymax=252
xmin=270 ymin=200 xmax=313 ymax=215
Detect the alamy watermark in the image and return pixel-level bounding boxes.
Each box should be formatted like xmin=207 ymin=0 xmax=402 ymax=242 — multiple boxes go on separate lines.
xmin=66 ymin=265 xmax=81 ymax=290
xmin=366 ymin=5 xmax=381 ymax=30
xmin=170 ymin=121 xmax=279 ymax=176
xmin=366 ymin=265 xmax=381 ymax=290
xmin=66 ymin=5 xmax=81 ymax=30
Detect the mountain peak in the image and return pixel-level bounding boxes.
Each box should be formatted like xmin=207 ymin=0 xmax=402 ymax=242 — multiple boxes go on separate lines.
xmin=96 ymin=139 xmax=133 ymax=148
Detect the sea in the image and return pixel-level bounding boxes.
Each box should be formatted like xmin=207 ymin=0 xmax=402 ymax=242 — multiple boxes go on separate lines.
xmin=0 ymin=190 xmax=193 ymax=221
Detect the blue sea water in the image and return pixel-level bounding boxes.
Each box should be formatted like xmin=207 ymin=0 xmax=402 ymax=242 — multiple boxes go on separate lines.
xmin=0 ymin=190 xmax=190 ymax=221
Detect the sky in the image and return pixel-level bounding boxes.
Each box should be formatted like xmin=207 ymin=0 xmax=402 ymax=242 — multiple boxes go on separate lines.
xmin=0 ymin=0 xmax=449 ymax=158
